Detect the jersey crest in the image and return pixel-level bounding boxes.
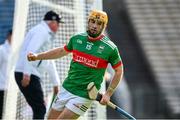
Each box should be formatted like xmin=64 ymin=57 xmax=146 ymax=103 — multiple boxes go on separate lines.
xmin=97 ymin=45 xmax=105 ymax=54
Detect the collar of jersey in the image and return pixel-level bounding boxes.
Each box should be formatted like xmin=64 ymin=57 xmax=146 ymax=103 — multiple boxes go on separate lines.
xmin=88 ymin=34 xmax=104 ymax=42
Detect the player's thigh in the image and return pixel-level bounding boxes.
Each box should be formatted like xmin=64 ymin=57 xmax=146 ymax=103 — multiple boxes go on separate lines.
xmin=47 ymin=108 xmax=62 ymax=120
xmin=58 ymin=107 xmax=80 ymax=119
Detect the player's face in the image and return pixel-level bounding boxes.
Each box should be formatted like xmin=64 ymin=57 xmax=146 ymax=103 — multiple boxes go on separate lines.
xmin=88 ymin=19 xmax=104 ymax=36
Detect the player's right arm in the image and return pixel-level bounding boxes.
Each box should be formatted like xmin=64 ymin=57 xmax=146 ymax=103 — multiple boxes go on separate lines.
xmin=27 ymin=47 xmax=69 ymax=61
xmin=28 ymin=33 xmax=75 ymax=61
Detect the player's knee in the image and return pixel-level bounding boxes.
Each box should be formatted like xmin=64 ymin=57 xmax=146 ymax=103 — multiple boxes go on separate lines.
xmin=47 ymin=108 xmax=62 ymax=120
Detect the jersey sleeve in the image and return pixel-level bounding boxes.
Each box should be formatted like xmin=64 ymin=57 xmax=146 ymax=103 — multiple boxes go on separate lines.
xmin=64 ymin=36 xmax=74 ymax=52
xmin=109 ymin=47 xmax=123 ymax=69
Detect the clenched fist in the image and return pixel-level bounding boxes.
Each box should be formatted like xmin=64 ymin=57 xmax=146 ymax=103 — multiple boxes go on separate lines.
xmin=27 ymin=52 xmax=37 ymax=61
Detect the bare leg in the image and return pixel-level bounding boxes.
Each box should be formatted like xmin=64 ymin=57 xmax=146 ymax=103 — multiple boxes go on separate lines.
xmin=47 ymin=108 xmax=62 ymax=120
xmin=58 ymin=107 xmax=80 ymax=119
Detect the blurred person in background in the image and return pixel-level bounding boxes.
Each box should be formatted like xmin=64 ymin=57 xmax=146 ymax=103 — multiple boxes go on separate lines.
xmin=0 ymin=29 xmax=12 ymax=119
xmin=14 ymin=10 xmax=63 ymax=119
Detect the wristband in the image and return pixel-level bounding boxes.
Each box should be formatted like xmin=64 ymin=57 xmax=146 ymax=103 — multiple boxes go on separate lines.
xmin=108 ymin=86 xmax=115 ymax=92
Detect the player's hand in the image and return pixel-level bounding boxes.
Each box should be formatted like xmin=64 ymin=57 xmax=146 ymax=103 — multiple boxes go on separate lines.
xmin=100 ymin=93 xmax=110 ymax=105
xmin=27 ymin=52 xmax=37 ymax=61
xmin=21 ymin=74 xmax=31 ymax=87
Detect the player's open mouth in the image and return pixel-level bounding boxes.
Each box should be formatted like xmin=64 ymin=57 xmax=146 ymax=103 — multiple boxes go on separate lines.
xmin=90 ymin=29 xmax=97 ymax=33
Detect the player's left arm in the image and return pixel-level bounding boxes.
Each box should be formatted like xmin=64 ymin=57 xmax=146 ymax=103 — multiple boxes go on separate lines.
xmin=106 ymin=46 xmax=124 ymax=96
xmin=106 ymin=65 xmax=123 ymax=97
xmin=100 ymin=65 xmax=123 ymax=105
xmin=100 ymin=46 xmax=123 ymax=105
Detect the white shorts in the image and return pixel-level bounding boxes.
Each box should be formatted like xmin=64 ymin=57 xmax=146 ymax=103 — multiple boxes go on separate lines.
xmin=52 ymin=87 xmax=93 ymax=116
